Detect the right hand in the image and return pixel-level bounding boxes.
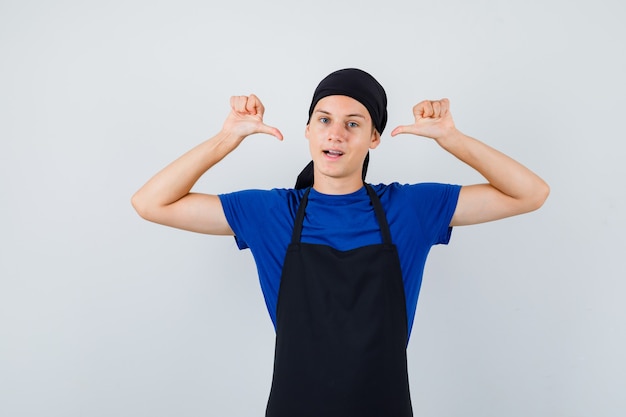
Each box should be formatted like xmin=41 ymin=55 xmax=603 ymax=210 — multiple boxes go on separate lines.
xmin=222 ymin=94 xmax=283 ymax=140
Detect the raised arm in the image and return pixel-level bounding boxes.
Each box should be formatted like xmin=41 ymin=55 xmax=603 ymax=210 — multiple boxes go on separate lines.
xmin=131 ymin=94 xmax=283 ymax=234
xmin=391 ymin=99 xmax=549 ymax=226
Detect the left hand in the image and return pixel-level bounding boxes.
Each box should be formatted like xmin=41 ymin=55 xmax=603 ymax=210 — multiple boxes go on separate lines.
xmin=391 ymin=98 xmax=457 ymax=141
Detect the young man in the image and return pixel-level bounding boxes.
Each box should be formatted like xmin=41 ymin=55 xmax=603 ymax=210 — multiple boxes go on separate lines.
xmin=132 ymin=68 xmax=549 ymax=416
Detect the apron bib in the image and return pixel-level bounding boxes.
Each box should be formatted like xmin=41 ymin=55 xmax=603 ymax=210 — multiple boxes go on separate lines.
xmin=266 ymin=184 xmax=413 ymax=417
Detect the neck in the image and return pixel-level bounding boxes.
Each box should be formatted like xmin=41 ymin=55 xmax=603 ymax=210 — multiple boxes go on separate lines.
xmin=312 ymin=175 xmax=364 ymax=195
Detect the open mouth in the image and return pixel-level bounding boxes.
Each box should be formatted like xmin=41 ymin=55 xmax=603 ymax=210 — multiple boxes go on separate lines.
xmin=323 ymin=150 xmax=344 ymax=158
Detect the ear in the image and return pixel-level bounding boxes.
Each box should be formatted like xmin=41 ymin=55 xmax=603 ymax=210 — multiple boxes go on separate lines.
xmin=305 ymin=123 xmax=311 ymax=140
xmin=369 ymin=130 xmax=381 ymax=149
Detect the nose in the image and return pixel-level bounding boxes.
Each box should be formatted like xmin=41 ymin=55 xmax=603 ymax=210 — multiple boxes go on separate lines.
xmin=327 ymin=122 xmax=345 ymax=142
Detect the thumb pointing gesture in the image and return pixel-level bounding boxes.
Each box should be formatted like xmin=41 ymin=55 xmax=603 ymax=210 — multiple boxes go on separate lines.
xmin=225 ymin=94 xmax=284 ymax=140
xmin=391 ymin=98 xmax=455 ymax=140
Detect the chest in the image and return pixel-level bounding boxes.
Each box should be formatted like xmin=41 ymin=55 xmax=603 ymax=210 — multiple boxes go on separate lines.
xmin=299 ymin=199 xmax=385 ymax=251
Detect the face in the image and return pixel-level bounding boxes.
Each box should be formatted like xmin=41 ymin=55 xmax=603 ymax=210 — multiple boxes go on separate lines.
xmin=305 ymin=95 xmax=380 ymax=192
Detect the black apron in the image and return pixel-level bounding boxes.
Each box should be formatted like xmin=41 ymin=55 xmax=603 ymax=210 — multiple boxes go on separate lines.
xmin=265 ymin=184 xmax=413 ymax=417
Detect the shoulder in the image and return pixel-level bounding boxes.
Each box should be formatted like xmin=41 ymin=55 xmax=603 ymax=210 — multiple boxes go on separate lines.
xmin=369 ymin=182 xmax=462 ymax=202
xmin=218 ymin=187 xmax=308 ymax=231
xmin=218 ymin=188 xmax=305 ymax=250
xmin=219 ymin=188 xmax=304 ymax=211
xmin=371 ymin=182 xmax=462 ymax=245
xmin=371 ymin=182 xmax=461 ymax=226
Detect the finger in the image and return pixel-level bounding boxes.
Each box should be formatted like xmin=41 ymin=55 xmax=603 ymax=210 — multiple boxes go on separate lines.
xmin=439 ymin=98 xmax=450 ymax=116
xmin=431 ymin=100 xmax=441 ymax=118
xmin=414 ymin=100 xmax=434 ymax=119
xmin=246 ymin=94 xmax=265 ymax=116
xmin=230 ymin=95 xmax=248 ymax=113
xmin=258 ymin=124 xmax=284 ymax=141
xmin=390 ymin=125 xmax=412 ymax=137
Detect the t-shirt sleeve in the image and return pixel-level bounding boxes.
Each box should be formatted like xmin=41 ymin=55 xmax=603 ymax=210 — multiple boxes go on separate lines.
xmin=406 ymin=182 xmax=461 ymax=245
xmin=218 ymin=190 xmax=259 ymax=250
xmin=218 ymin=189 xmax=297 ymax=251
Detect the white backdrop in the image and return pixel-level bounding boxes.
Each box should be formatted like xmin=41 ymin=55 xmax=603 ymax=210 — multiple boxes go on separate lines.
xmin=1 ymin=0 xmax=625 ymax=416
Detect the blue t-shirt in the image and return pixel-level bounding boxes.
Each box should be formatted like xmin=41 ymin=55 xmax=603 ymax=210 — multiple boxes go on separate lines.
xmin=219 ymin=182 xmax=461 ymax=339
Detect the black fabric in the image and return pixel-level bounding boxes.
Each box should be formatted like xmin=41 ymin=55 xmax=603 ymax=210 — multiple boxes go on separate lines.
xmin=265 ymin=184 xmax=413 ymax=417
xmin=307 ymin=68 xmax=388 ymax=134
xmin=295 ymin=68 xmax=387 ymax=190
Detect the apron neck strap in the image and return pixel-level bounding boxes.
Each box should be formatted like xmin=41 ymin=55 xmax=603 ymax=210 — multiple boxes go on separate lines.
xmin=291 ymin=184 xmax=392 ymax=245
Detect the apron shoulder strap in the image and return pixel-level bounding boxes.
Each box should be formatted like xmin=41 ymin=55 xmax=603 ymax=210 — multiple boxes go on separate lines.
xmin=291 ymin=187 xmax=311 ymax=244
xmin=365 ymin=183 xmax=392 ymax=245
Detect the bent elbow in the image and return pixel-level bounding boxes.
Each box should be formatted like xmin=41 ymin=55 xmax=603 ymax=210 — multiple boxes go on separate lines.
xmin=131 ymin=192 xmax=151 ymax=220
xmin=529 ymin=180 xmax=550 ymax=212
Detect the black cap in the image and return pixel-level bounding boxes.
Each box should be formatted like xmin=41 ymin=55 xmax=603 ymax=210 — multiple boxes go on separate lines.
xmin=307 ymin=68 xmax=388 ymax=134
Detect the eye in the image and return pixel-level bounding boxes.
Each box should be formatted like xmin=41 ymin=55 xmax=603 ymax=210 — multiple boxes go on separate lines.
xmin=347 ymin=121 xmax=359 ymax=128
xmin=319 ymin=117 xmax=329 ymax=124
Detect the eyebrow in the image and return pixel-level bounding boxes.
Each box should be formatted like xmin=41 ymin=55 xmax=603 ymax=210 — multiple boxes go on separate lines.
xmin=314 ymin=109 xmax=367 ymax=119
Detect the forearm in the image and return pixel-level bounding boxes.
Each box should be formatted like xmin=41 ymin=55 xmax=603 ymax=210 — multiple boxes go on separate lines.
xmin=438 ymin=129 xmax=550 ymax=207
xmin=131 ymin=131 xmax=243 ymax=217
